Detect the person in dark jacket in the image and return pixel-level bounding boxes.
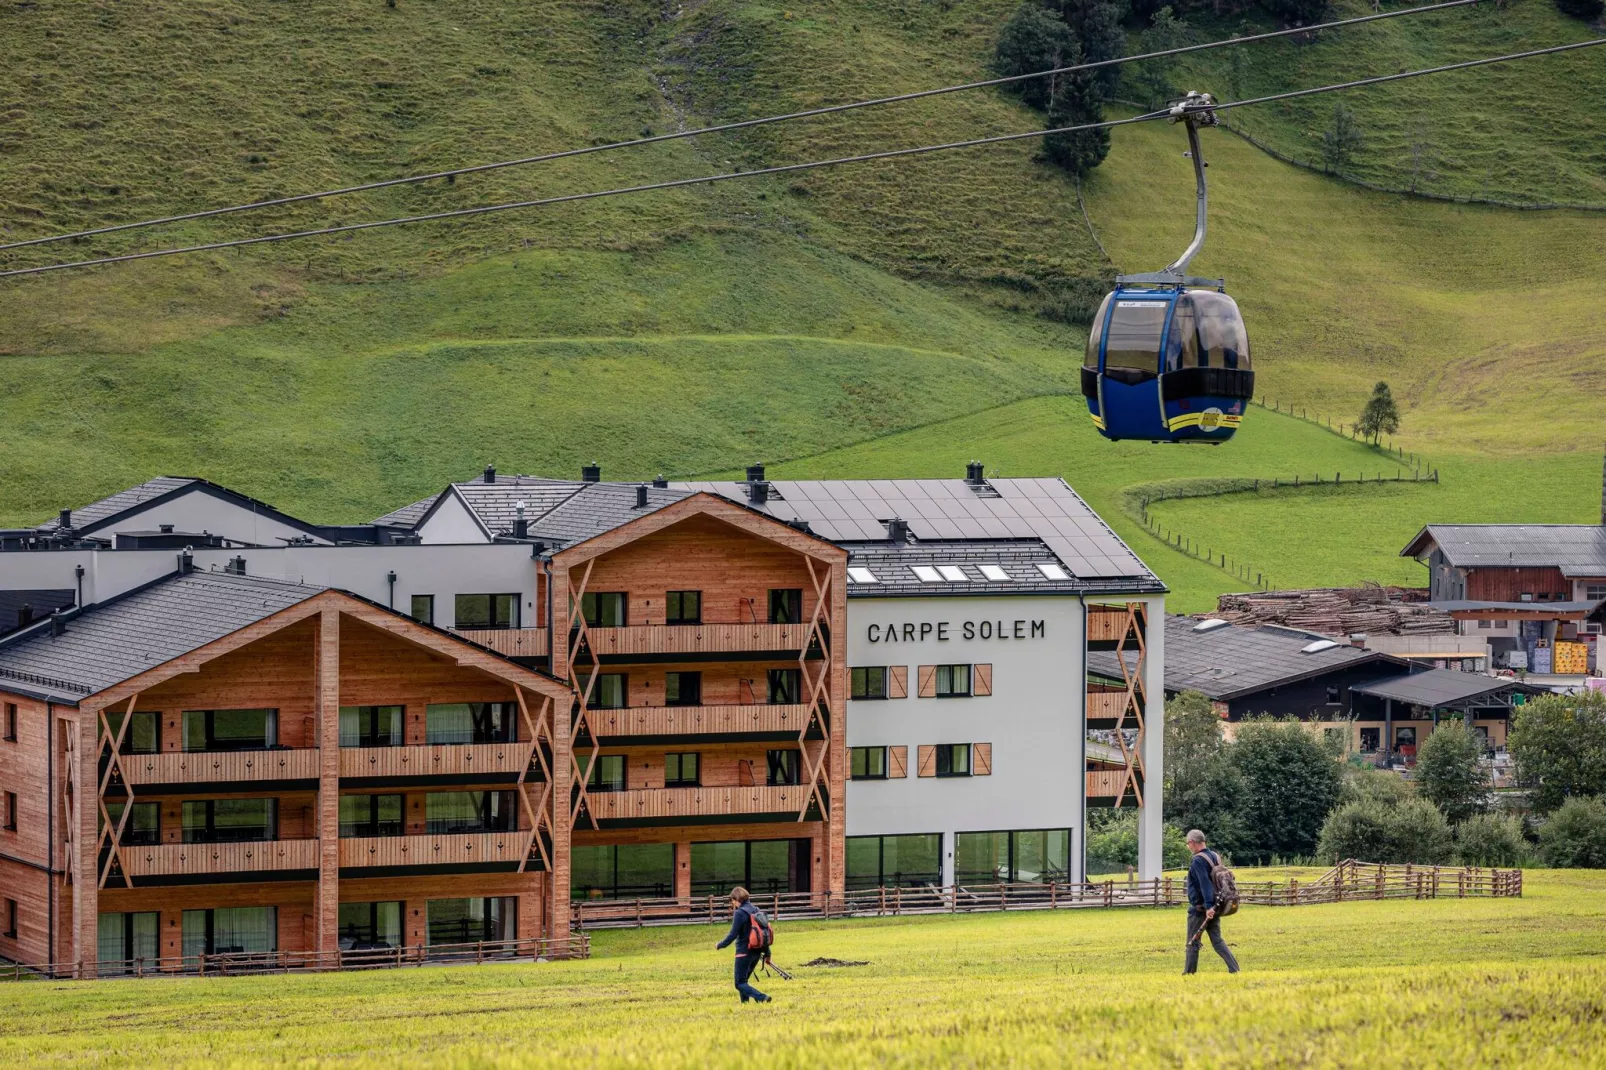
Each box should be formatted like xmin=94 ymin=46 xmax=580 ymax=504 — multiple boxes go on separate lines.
xmin=1184 ymin=829 xmax=1241 ymax=975
xmin=715 ymin=886 xmax=772 ymax=1003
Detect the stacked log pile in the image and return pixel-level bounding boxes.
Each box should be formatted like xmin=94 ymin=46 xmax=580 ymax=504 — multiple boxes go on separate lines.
xmin=1208 ymin=586 xmax=1453 ymax=637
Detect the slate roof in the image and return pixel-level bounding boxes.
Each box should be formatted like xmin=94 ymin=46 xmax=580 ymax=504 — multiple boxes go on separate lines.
xmin=0 ymin=589 xmax=77 ymax=637
xmin=525 ymin=483 xmax=692 ymax=545
xmin=1402 ymin=525 xmax=1606 ymax=576
xmin=372 ymin=492 xmax=441 ymax=529
xmin=1431 ymin=600 xmax=1605 ymax=616
xmin=842 ymin=539 xmax=1161 ymax=597
xmin=40 ymin=476 xmax=199 ymax=532
xmin=1352 ymin=668 xmax=1546 ymax=708
xmin=0 ymin=571 xmax=323 ymax=703
xmin=1088 ymin=615 xmax=1405 ymax=700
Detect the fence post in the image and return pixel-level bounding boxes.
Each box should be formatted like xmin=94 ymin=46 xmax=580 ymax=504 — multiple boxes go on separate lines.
xmin=1050 ymin=882 xmax=1057 ymax=909
xmin=636 ymin=898 xmax=643 ymax=928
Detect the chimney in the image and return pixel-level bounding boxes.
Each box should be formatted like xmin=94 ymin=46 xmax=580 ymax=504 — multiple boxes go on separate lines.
xmin=635 ymin=484 xmax=649 ymax=509
xmin=749 ymin=481 xmax=770 ymax=504
xmin=652 ymin=474 xmax=668 ymax=489
xmin=746 ymin=463 xmax=766 ymax=483
xmin=58 ymin=508 xmax=72 ymax=531
xmin=159 ymin=524 xmax=174 ymax=534
xmin=226 ymin=556 xmax=247 ymax=576
xmin=886 ymin=517 xmax=909 ymax=543
xmin=965 ymin=460 xmax=985 ymax=485
xmin=17 ymin=604 xmax=32 ymax=630
xmin=178 ymin=550 xmax=195 ymax=574
xmin=582 ymin=463 xmax=601 ymax=483
xmin=50 ymin=613 xmax=65 ymax=637
xmin=483 ymin=464 xmax=496 ymax=484
xmin=514 ymin=501 xmax=529 ymax=539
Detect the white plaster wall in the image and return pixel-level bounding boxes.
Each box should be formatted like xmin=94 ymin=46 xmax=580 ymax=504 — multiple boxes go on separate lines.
xmin=80 ymin=490 xmax=333 ymax=547
xmin=417 ymin=493 xmax=491 ymax=545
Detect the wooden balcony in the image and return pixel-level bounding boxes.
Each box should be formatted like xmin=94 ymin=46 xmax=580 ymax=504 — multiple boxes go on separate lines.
xmin=340 ymin=742 xmax=533 ymax=783
xmin=1086 ymin=689 xmax=1130 ymax=723
xmin=119 ymin=749 xmax=319 ymax=789
xmin=338 ymin=831 xmax=527 ymax=872
xmin=119 ymin=839 xmax=319 ymax=880
xmin=1085 ymin=769 xmax=1128 ymax=798
xmin=588 ymin=703 xmax=811 ymax=741
xmin=454 ymin=627 xmax=550 ymax=657
xmin=1087 ymin=605 xmax=1140 ymax=644
xmin=584 ymin=785 xmax=816 ymax=827
xmin=579 ymin=623 xmax=819 ymax=661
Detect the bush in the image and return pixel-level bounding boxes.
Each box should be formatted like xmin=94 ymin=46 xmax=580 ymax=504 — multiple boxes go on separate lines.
xmin=1414 ymin=722 xmax=1489 ymax=823
xmin=1085 ymin=811 xmax=1191 ymax=873
xmin=1230 ymin=719 xmax=1342 ymax=864
xmin=1339 ymin=766 xmax=1412 ymax=808
xmin=1316 ymin=797 xmax=1454 ymax=864
xmin=1455 ymin=813 xmax=1528 ymax=867
xmin=1536 ymin=796 xmax=1606 ymax=868
xmin=1555 ymin=0 xmax=1604 ymax=20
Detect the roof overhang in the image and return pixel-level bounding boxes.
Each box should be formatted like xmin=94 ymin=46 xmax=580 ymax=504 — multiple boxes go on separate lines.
xmin=551 ymin=492 xmax=846 ymax=567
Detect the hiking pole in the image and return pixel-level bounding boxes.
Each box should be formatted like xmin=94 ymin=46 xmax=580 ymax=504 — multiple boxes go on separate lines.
xmin=761 ymin=953 xmax=794 ymax=981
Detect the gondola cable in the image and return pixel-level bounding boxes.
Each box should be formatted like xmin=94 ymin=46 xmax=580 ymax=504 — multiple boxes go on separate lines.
xmin=0 ymin=0 xmax=1489 ymax=254
xmin=0 ymin=37 xmax=1600 ymax=281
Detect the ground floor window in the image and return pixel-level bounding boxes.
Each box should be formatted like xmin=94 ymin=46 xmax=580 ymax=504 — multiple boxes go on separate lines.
xmin=571 ymin=843 xmax=675 ymax=900
xmin=955 ymin=829 xmax=1070 ymax=885
xmin=427 ymin=897 xmax=515 ymax=945
xmin=845 ymin=834 xmax=942 ymax=890
xmin=182 ymin=907 xmax=277 ymax=960
xmin=98 ymin=911 xmax=159 ymax=968
xmin=690 ymin=838 xmax=810 ymax=898
xmin=338 ymin=901 xmax=403 ymax=950
xmin=1359 ymin=727 xmax=1381 ymax=752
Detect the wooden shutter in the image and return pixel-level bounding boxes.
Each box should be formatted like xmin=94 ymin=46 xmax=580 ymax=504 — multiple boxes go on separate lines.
xmin=973 ymin=743 xmax=992 ymax=776
xmin=916 ymin=745 xmax=936 ymax=777
xmin=888 ymin=665 xmax=909 ymax=699
xmin=917 ymin=665 xmax=937 ymax=698
xmin=973 ymin=664 xmax=993 ymax=697
xmin=888 ymin=745 xmax=908 ymax=778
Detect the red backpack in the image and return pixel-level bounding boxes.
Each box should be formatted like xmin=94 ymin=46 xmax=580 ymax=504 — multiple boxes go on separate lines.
xmin=745 ymin=905 xmax=775 ymax=953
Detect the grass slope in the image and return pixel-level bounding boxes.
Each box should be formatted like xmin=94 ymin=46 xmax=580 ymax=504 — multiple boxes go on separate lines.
xmin=6 ymin=869 xmax=1605 ymax=1066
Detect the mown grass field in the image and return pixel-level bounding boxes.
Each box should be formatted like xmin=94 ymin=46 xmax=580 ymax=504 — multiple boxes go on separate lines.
xmin=6 ymin=869 xmax=1604 ymax=1067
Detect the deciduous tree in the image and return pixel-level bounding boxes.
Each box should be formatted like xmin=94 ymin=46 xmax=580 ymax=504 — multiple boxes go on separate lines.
xmin=1414 ymin=722 xmax=1489 ymax=823
xmin=1356 ymin=381 xmax=1400 ymax=443
xmin=1510 ymin=691 xmax=1606 ymax=813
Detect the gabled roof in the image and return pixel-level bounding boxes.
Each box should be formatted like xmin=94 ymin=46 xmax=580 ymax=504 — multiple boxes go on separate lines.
xmin=1088 ymin=615 xmax=1406 ymax=700
xmin=36 ymin=475 xmax=334 ymax=545
xmin=526 ymin=483 xmax=692 ymax=545
xmin=1401 ymin=524 xmax=1606 ymax=576
xmin=1352 ymin=668 xmax=1547 ymax=708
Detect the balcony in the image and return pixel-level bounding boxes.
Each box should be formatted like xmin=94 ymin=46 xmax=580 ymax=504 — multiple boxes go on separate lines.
xmin=340 ymin=743 xmax=534 ymax=785
xmin=1087 ymin=606 xmax=1140 ymax=646
xmin=117 ymin=749 xmax=320 ymax=791
xmin=1086 ymin=768 xmax=1142 ymax=805
xmin=454 ymin=627 xmax=550 ymax=658
xmin=576 ymin=623 xmax=823 ymax=663
xmin=338 ymin=831 xmax=529 ymax=874
xmin=587 ymin=703 xmax=814 ymax=743
xmin=1085 ymin=689 xmax=1131 ymax=725
xmin=583 ymin=785 xmax=818 ymax=828
xmin=118 ymin=839 xmax=319 ymax=881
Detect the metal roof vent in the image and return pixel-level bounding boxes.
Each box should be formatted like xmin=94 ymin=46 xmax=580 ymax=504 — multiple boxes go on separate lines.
xmin=159 ymin=524 xmax=175 ymax=534
xmin=635 ymin=484 xmax=649 ymax=509
xmin=16 ymin=604 xmax=32 ymax=630
xmin=746 ymin=463 xmax=766 ymax=483
xmin=1192 ymin=618 xmax=1231 ymax=633
xmin=57 ymin=508 xmax=73 ymax=531
xmin=885 ymin=517 xmax=910 ymax=542
xmin=514 ymin=501 xmax=529 ymax=539
xmin=652 ymin=474 xmax=669 ymax=488
xmin=225 ymin=556 xmax=247 ymax=576
xmin=965 ymin=460 xmax=985 ymax=485
xmin=483 ymin=464 xmax=496 ymax=484
xmin=582 ymin=463 xmax=601 ymax=483
xmin=1301 ymin=639 xmax=1340 ymax=654
xmin=749 ymin=480 xmax=770 ymax=504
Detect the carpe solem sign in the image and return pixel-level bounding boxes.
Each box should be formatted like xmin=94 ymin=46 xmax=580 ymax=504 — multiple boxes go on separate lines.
xmin=867 ymin=620 xmax=1046 ymax=643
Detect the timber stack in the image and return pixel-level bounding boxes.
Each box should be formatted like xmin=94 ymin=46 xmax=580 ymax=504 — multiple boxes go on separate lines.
xmin=1207 ymin=586 xmax=1453 ymax=637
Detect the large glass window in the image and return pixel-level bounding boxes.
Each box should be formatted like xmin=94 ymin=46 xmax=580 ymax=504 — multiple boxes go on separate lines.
xmin=425 ymin=703 xmax=515 ymax=745
xmin=455 ymin=593 xmax=517 ymax=629
xmin=1083 ymin=293 xmax=1113 ymax=370
xmin=338 ymin=901 xmax=402 ymax=950
xmin=182 ymin=906 xmax=276 ymax=959
xmin=955 ymin=829 xmax=1070 ymax=885
xmin=107 ymin=709 xmax=160 ymax=754
xmin=666 ymin=590 xmax=701 ymax=624
xmin=181 ymin=798 xmax=276 ymax=843
xmin=664 ymin=752 xmax=700 ymax=787
xmin=583 ymin=755 xmax=626 ymax=793
xmin=768 ymin=668 xmax=802 ymax=705
xmin=104 ymin=800 xmax=160 ymax=846
xmin=766 ymin=749 xmax=801 ymax=786
xmin=846 ymin=834 xmax=942 ymax=890
xmin=581 ymin=592 xmax=627 ymax=627
xmin=769 ymin=589 xmax=803 ymax=624
xmin=339 ymin=706 xmax=403 ymax=748
xmin=1165 ymin=299 xmax=1201 ymax=370
xmin=1103 ymin=300 xmax=1167 ymax=375
xmin=98 ymin=911 xmax=159 ymax=969
xmin=426 ymin=897 xmax=515 ymax=945
xmin=571 ymin=844 xmax=675 ymax=900
xmin=1191 ymin=290 xmax=1251 ymax=370
xmin=339 ymin=794 xmax=403 ymax=837
xmin=664 ymin=671 xmax=701 ymax=706
xmin=181 ymin=709 xmax=276 ymax=752
xmin=690 ymin=838 xmax=806 ymax=898
xmin=850 ymin=667 xmax=888 ymax=700
xmin=850 ymin=746 xmax=887 ymax=780
xmin=935 ymin=743 xmax=971 ymax=777
xmin=582 ymin=673 xmax=627 ymax=710
xmin=935 ymin=665 xmax=971 ymax=697
xmin=424 ymin=791 xmax=515 ymax=834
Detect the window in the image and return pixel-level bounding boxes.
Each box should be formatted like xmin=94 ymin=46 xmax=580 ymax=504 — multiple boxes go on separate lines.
xmin=766 ymin=749 xmax=801 ymax=786
xmin=955 ymin=829 xmax=1070 ymax=885
xmin=1036 ymin=563 xmax=1069 ymax=580
xmin=846 ymin=834 xmax=942 ymax=891
xmin=767 ymin=668 xmax=802 ymax=705
xmin=584 ymin=755 xmax=627 ymax=793
xmin=181 ymin=798 xmax=277 ymax=843
xmin=978 ymin=565 xmax=1011 ymax=582
xmin=769 ymin=589 xmax=802 ymax=625
xmin=690 ymin=838 xmax=808 ymax=897
xmin=911 ymin=566 xmax=942 ymax=583
xmin=455 ymin=593 xmax=517 ymax=630
xmin=339 ymin=705 xmax=404 ymax=748
xmin=339 ymin=794 xmax=403 ymax=837
xmin=1103 ymin=299 xmax=1167 ymax=375
xmin=1325 ymin=686 xmax=1342 ymax=705
xmin=847 ymin=567 xmax=878 ymax=584
xmin=571 ymin=844 xmax=675 ymax=900
xmin=3 ymin=703 xmax=15 ymax=742
xmin=104 ymin=801 xmax=159 ymax=845
xmin=425 ymin=791 xmax=516 ymax=834
xmin=936 ymin=566 xmax=968 ymax=582
xmin=664 ymin=672 xmax=701 ymax=706
xmin=581 ymin=674 xmax=627 ymax=710
xmin=935 ymin=665 xmax=971 ymax=698
xmin=664 ymin=752 xmax=700 ymax=787
xmin=1588 ymin=584 xmax=1606 ymax=601
xmin=182 ymin=709 xmax=276 ymax=752
xmin=182 ymin=907 xmax=276 ymax=960
xmin=1359 ymin=727 xmax=1381 ymax=752
xmin=110 ymin=709 xmax=160 ymax=754
xmin=410 ymin=594 xmax=435 ymax=626
xmin=1477 ymin=619 xmax=1492 ymax=630
xmin=97 ymin=911 xmax=158 ymax=969
xmin=2 ymin=791 xmax=15 ymax=831
xmin=935 ymin=743 xmax=971 ymax=777
xmin=427 ymin=897 xmax=515 ymax=945
xmin=1394 ymin=727 xmax=1418 ymax=751
xmin=850 ymin=746 xmax=888 ymax=780
xmin=850 ymin=667 xmax=888 ymax=700
xmin=581 ymin=592 xmax=628 ymax=627
xmin=425 ymin=702 xmax=515 ymax=744
xmin=666 ymin=590 xmax=702 ymax=624
xmin=338 ymin=901 xmax=402 ymax=950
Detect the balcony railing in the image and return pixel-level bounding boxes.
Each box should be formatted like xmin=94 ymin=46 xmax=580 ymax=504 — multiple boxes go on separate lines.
xmin=578 ymin=623 xmax=819 ymax=659
xmin=1086 ymin=690 xmax=1130 ymax=722
xmin=1087 ymin=606 xmax=1137 ymax=643
xmin=584 ymin=785 xmax=814 ymax=825
xmin=338 ymin=831 xmax=527 ymax=870
xmin=587 ymin=703 xmax=811 ymax=740
xmin=119 ymin=749 xmax=319 ymax=787
xmin=118 ymin=839 xmax=318 ymax=878
xmin=454 ymin=627 xmax=550 ymax=657
xmin=340 ymin=743 xmax=532 ymax=780
xmin=1086 ymin=769 xmax=1132 ymax=798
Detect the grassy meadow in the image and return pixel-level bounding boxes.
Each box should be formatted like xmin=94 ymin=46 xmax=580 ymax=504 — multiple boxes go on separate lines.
xmin=6 ymin=868 xmax=1604 ymax=1067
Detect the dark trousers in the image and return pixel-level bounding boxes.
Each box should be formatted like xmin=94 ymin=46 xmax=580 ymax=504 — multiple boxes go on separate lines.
xmin=734 ymin=950 xmax=769 ymax=1002
xmin=1184 ymin=909 xmax=1240 ymax=974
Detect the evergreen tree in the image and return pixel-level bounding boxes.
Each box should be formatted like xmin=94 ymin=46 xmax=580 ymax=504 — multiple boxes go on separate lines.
xmin=1321 ymin=100 xmax=1364 ymax=175
xmin=1042 ymin=55 xmax=1111 ymax=176
xmin=1356 ymin=381 xmax=1400 ymax=443
xmin=993 ymin=3 xmax=1077 ymax=112
xmin=1057 ymin=0 xmax=1126 ymax=99
xmin=1132 ymin=7 xmax=1190 ymax=109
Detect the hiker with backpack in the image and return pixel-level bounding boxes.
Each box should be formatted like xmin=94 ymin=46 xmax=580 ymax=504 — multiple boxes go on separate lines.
xmin=715 ymin=886 xmax=774 ymax=1003
xmin=1184 ymin=829 xmax=1241 ymax=976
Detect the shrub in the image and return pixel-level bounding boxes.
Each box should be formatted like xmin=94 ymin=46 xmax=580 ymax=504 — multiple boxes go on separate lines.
xmin=1414 ymin=722 xmax=1489 ymax=823
xmin=1455 ymin=813 xmax=1528 ymax=867
xmin=1536 ymin=796 xmax=1606 ymax=868
xmin=1555 ymin=0 xmax=1604 ymax=20
xmin=1085 ymin=811 xmax=1191 ymax=873
xmin=1339 ymin=766 xmax=1411 ymax=808
xmin=1316 ymin=797 xmax=1454 ymax=864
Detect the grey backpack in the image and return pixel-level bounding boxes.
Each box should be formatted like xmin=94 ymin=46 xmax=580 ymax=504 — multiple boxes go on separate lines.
xmin=1206 ymin=850 xmax=1240 ymax=915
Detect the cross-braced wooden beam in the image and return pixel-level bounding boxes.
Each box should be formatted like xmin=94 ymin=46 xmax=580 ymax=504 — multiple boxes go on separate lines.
xmin=795 ymin=557 xmax=833 ymax=821
xmin=515 ymin=688 xmax=555 ymax=873
xmin=565 ymin=560 xmax=602 ymax=830
xmin=1108 ymin=603 xmax=1147 ymax=809
xmin=96 ymin=694 xmax=139 ymax=888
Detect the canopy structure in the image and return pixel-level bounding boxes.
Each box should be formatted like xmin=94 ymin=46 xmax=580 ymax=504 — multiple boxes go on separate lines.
xmin=1351 ymin=669 xmax=1547 ymax=714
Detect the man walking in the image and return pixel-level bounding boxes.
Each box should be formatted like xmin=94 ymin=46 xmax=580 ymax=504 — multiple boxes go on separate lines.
xmin=1184 ymin=829 xmax=1241 ymax=975
xmin=715 ymin=886 xmax=772 ymax=1003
